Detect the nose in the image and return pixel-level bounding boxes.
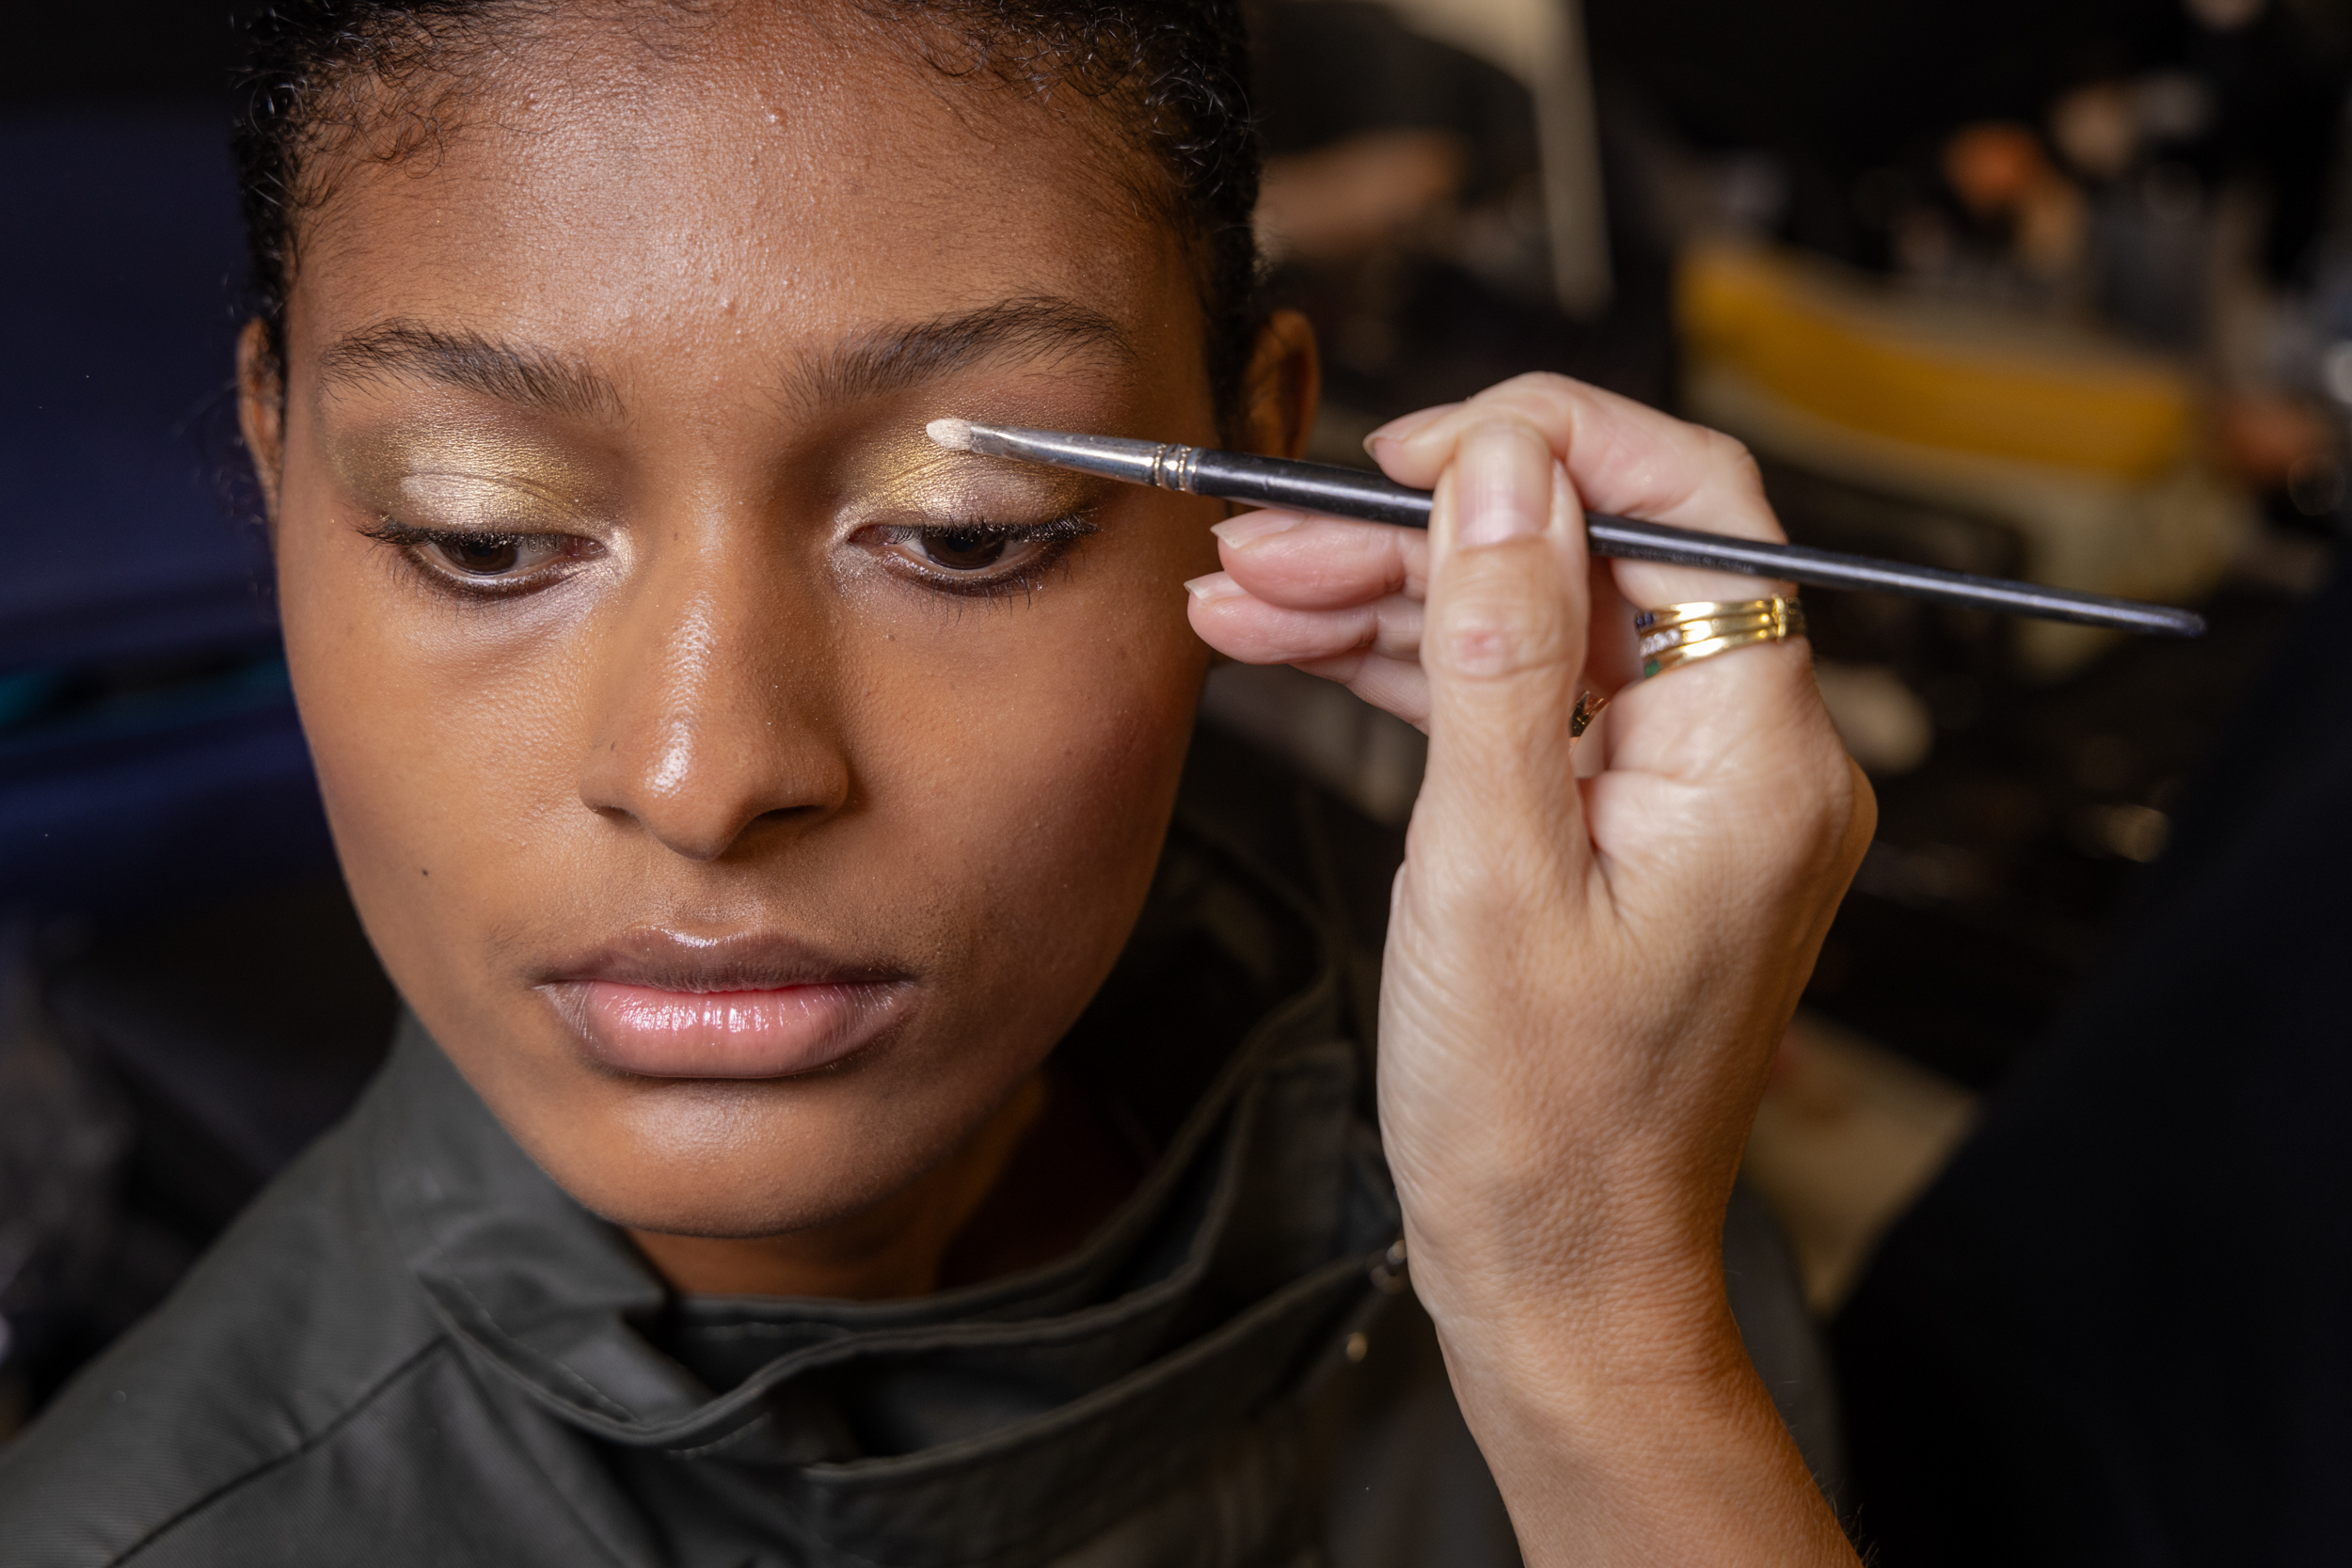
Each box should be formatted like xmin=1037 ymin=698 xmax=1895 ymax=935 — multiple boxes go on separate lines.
xmin=577 ymin=549 xmax=850 ymax=863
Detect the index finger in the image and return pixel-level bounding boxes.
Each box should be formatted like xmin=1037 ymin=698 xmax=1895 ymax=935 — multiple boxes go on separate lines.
xmin=1211 ymin=510 xmax=1430 ymax=610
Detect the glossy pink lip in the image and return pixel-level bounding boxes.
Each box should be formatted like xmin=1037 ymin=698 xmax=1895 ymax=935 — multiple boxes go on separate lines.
xmin=538 ymin=930 xmax=914 ymax=1080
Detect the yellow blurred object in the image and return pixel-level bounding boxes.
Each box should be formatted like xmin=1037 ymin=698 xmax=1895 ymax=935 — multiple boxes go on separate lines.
xmin=1677 ymin=241 xmax=2248 ymax=678
xmin=1678 ymin=242 xmax=2192 ymax=479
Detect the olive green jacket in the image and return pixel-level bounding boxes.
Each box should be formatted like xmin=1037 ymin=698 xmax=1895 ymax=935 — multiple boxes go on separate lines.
xmin=0 ymin=732 xmax=1831 ymax=1566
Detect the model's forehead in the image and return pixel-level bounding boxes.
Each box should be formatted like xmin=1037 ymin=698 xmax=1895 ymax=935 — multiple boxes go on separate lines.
xmin=293 ymin=13 xmax=1178 ymax=362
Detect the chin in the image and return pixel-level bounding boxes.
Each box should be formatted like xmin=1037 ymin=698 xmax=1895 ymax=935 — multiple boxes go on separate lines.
xmin=519 ymin=1065 xmax=993 ymax=1240
xmin=579 ymin=1181 xmax=878 ymax=1243
xmin=556 ymin=1133 xmax=932 ymax=1241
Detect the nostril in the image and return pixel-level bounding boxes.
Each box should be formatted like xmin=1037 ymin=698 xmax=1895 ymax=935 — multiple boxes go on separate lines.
xmin=580 ymin=727 xmax=852 ymax=863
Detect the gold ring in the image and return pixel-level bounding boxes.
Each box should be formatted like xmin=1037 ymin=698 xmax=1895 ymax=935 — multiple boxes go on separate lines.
xmin=1634 ymin=597 xmax=1804 ymax=677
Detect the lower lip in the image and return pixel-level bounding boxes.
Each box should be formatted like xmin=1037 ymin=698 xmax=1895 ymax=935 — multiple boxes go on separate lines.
xmin=561 ymin=980 xmax=907 ymax=1079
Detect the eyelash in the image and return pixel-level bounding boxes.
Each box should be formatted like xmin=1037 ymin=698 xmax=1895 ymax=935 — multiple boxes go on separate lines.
xmin=873 ymin=515 xmax=1097 ymax=599
xmin=360 ymin=521 xmax=592 ymax=601
xmin=358 ymin=515 xmax=1098 ymax=603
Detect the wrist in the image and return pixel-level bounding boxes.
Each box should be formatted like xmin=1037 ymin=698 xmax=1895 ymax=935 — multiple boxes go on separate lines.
xmin=1409 ymin=1243 xmax=1851 ymax=1567
xmin=1406 ymin=1211 xmax=1738 ymax=1388
xmin=1391 ymin=1133 xmax=1741 ymax=1328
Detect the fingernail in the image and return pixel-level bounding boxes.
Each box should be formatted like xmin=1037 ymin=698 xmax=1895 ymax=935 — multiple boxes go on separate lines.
xmin=1184 ymin=572 xmax=1247 ymax=604
xmin=1454 ymin=421 xmax=1549 ymax=547
xmin=1210 ymin=513 xmax=1299 ymax=548
xmin=1363 ymin=403 xmax=1457 ymax=456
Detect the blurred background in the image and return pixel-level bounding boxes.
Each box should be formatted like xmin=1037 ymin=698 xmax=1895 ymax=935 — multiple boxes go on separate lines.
xmin=2 ymin=0 xmax=2345 ymax=1528
xmin=1217 ymin=0 xmax=2352 ymax=1323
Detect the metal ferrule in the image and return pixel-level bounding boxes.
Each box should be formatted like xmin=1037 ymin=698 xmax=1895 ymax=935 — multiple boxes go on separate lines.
xmin=1140 ymin=442 xmax=1204 ymax=494
xmin=958 ymin=423 xmax=1217 ymax=498
xmin=961 ymin=423 xmax=1168 ymax=489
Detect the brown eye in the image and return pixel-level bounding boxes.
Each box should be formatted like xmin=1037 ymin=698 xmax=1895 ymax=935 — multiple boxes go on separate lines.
xmin=920 ymin=528 xmax=1009 ymax=572
xmin=361 ymin=520 xmax=588 ymax=599
xmin=865 ymin=515 xmax=1093 ymax=597
xmin=437 ymin=537 xmax=524 ymax=576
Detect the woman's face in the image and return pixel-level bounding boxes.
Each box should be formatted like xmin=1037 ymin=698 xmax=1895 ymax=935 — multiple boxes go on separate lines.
xmin=246 ymin=9 xmax=1281 ymax=1238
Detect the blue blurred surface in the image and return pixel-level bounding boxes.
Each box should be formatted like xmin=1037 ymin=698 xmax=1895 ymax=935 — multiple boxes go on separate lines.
xmin=0 ymin=104 xmax=330 ymax=917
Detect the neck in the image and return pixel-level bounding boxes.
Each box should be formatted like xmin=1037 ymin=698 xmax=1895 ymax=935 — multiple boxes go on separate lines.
xmin=629 ymin=1069 xmax=1145 ymax=1300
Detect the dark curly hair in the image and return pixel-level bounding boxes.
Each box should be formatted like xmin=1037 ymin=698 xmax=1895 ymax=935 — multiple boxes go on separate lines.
xmin=231 ymin=0 xmax=1264 ymax=419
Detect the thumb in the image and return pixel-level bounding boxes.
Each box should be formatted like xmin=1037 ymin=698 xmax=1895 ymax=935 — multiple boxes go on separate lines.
xmin=1413 ymin=419 xmax=1593 ymax=863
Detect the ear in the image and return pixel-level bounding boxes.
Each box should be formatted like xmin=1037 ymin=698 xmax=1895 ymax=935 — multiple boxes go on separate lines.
xmin=236 ymin=318 xmax=288 ymax=525
xmin=1236 ymin=308 xmax=1319 ymax=460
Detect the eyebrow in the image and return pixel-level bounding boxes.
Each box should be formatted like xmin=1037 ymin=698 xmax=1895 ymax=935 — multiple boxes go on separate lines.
xmin=318 ymin=320 xmax=625 ymax=420
xmin=316 ymin=296 xmax=1135 ymax=421
xmin=783 ymin=295 xmax=1136 ymax=409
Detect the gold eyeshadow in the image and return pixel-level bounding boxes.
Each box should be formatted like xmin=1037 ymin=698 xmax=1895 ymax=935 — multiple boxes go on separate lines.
xmin=843 ymin=427 xmax=1101 ymax=521
xmin=326 ymin=420 xmax=1111 ymax=537
xmin=327 ymin=424 xmax=608 ymax=532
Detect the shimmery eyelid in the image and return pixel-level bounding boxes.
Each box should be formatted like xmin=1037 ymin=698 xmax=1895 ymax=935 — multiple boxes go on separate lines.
xmin=846 ymin=428 xmax=1101 ymax=518
xmin=327 ymin=423 xmax=607 ymax=530
xmin=395 ymin=471 xmax=589 ymax=532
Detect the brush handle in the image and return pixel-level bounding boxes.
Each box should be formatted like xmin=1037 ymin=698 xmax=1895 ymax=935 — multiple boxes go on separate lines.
xmin=1184 ymin=450 xmax=2206 ymax=639
xmin=1186 ymin=450 xmax=1435 ymax=527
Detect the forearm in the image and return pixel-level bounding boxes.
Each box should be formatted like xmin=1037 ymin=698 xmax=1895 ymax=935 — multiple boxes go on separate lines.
xmin=1211 ymin=378 xmax=1877 ymax=1564
xmin=1422 ymin=1258 xmax=1859 ymax=1568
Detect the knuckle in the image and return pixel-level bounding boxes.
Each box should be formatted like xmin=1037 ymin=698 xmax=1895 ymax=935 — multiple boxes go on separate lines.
xmin=1791 ymin=747 xmax=1871 ymax=868
xmin=1429 ymin=566 xmax=1576 ymax=681
xmin=1711 ymin=430 xmax=1757 ymax=475
xmin=1469 ymin=373 xmax=1584 ymax=439
xmin=1703 ymin=429 xmax=1765 ymax=491
xmin=1501 ymin=370 xmax=1577 ymax=399
xmin=1733 ymin=725 xmax=1867 ymax=871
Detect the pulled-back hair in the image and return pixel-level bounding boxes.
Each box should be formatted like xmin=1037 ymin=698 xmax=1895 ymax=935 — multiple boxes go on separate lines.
xmin=231 ymin=0 xmax=1264 ymax=419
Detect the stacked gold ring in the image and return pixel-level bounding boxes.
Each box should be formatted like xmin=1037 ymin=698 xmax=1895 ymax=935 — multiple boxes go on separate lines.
xmin=1634 ymin=597 xmax=1806 ymax=678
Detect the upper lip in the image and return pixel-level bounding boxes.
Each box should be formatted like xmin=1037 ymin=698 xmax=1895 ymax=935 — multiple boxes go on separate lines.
xmin=534 ymin=927 xmax=912 ymax=993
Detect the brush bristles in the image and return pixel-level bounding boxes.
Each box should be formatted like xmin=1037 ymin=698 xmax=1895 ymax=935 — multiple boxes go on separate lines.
xmin=926 ymin=418 xmax=976 ymax=451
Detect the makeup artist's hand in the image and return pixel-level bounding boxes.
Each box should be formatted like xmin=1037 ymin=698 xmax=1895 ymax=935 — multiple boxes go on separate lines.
xmin=1186 ymin=373 xmax=1872 ymax=1568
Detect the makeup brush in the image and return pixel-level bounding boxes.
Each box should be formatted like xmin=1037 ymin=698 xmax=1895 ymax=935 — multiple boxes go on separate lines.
xmin=926 ymin=420 xmax=2206 ymax=638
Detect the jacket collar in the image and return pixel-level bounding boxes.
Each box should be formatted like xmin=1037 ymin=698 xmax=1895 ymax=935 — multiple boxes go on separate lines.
xmin=366 ymin=788 xmax=1403 ymax=1563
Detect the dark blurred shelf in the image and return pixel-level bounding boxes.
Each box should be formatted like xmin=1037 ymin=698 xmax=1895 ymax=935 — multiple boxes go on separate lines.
xmin=1795 ymin=554 xmax=2311 ymax=1090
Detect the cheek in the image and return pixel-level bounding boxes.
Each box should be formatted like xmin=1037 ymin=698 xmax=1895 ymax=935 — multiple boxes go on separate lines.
xmin=853 ymin=497 xmax=1217 ymax=930
xmin=274 ymin=479 xmax=580 ymax=1006
xmin=867 ymin=586 xmax=1209 ymax=981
